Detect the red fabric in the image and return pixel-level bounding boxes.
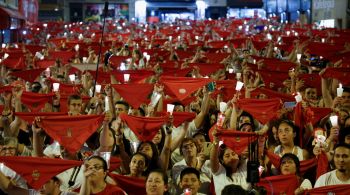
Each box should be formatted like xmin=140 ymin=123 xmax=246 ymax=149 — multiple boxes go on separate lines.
xmin=55 ymin=82 xmax=82 ymax=96
xmin=258 ymin=70 xmax=289 ymax=89
xmin=48 ymin=51 xmax=75 ymax=64
xmin=119 ymin=113 xmax=168 ymax=142
xmin=263 ymin=59 xmax=296 ymax=72
xmin=188 ymin=63 xmax=225 ymax=76
xmin=237 ymin=98 xmax=282 ymax=124
xmin=293 ymin=102 xmax=304 ymax=147
xmin=161 ymin=68 xmax=192 ymax=77
xmin=160 ymin=76 xmax=212 ymax=101
xmin=10 ymin=68 xmax=45 ymax=83
xmin=305 ymin=107 xmax=332 ymax=126
xmin=316 ymin=151 xmax=329 ymax=180
xmin=111 ymin=83 xmax=153 ymax=109
xmin=112 ymin=70 xmax=155 ymax=84
xmin=25 ymin=45 xmax=45 ymax=55
xmin=298 ymin=73 xmax=322 ymax=95
xmin=15 ymin=112 xmax=67 ymax=124
xmin=251 ymin=88 xmax=295 ymax=102
xmin=35 ymin=60 xmax=56 ymax=69
xmin=91 ymin=183 xmax=126 ymax=195
xmin=208 ymin=41 xmax=228 ymax=48
xmin=321 ymin=67 xmax=350 ymax=85
xmin=205 ymin=53 xmax=230 ymax=63
xmin=257 ymin=174 xmax=299 ymax=195
xmin=58 ymin=95 xmax=90 ymax=113
xmin=303 ymin=184 xmax=350 ymax=195
xmin=109 ymin=157 xmax=122 ymax=172
xmin=39 ymin=115 xmax=104 ymax=154
xmin=2 ymin=57 xmax=26 ymax=70
xmin=163 ymin=96 xmax=196 ymax=106
xmin=0 ymin=156 xmax=82 ymax=190
xmin=108 ymin=173 xmax=146 ymax=195
xmin=214 ymin=80 xmax=238 ymax=101
xmin=216 ymin=130 xmax=257 ymax=155
xmin=157 ymin=111 xmax=196 ymax=127
xmin=88 ymin=70 xmax=111 ymax=85
xmin=21 ymin=92 xmax=55 ymax=112
xmin=0 ymin=85 xmax=12 ymax=93
xmin=265 ymin=150 xmax=317 ymax=174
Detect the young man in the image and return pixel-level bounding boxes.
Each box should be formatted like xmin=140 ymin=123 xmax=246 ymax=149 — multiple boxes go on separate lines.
xmin=179 ymin=167 xmax=206 ymax=195
xmin=315 ymin=143 xmax=350 ymax=187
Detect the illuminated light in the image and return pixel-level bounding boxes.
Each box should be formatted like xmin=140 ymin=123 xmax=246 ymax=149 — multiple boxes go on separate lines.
xmin=135 ymin=0 xmax=147 ymax=23
xmin=43 ymin=23 xmax=47 ymax=27
xmin=196 ymin=0 xmax=207 ymax=19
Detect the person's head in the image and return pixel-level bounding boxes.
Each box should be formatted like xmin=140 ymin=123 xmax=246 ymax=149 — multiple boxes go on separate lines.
xmin=137 ymin=141 xmax=159 ymax=169
xmin=193 ymin=132 xmax=207 ymax=152
xmin=339 ymin=127 xmax=350 ymax=144
xmin=173 ymin=102 xmax=184 ymax=112
xmin=344 ymin=116 xmax=350 ymax=128
xmin=129 ymin=152 xmax=149 ymax=176
xmin=84 ymin=156 xmax=108 ymax=181
xmin=146 ymin=170 xmax=168 ymax=195
xmin=115 ymin=100 xmax=129 ymax=117
xmin=333 ymin=143 xmax=350 ymax=173
xmin=67 ymin=94 xmax=82 ymax=115
xmin=130 ymin=107 xmax=145 ymax=117
xmin=152 ymin=128 xmax=165 ymax=147
xmin=180 ymin=138 xmax=199 ymax=159
xmin=99 ymin=128 xmax=116 ymax=150
xmin=0 ymin=137 xmax=18 ymax=156
xmin=239 ymin=123 xmax=254 ymax=132
xmin=221 ymin=184 xmax=248 ymax=195
xmin=238 ymin=112 xmax=254 ymax=130
xmin=39 ymin=176 xmax=61 ymax=195
xmin=277 ymin=120 xmax=298 ymax=146
xmin=338 ymin=109 xmax=350 ymax=126
xmin=279 ymin=153 xmax=300 ymax=176
xmin=341 ymin=88 xmax=350 ymax=108
xmin=218 ymin=144 xmax=240 ymax=181
xmin=31 ymin=81 xmax=42 ymax=93
xmin=304 ymin=87 xmax=317 ymax=101
xmin=179 ymin=167 xmax=201 ymax=195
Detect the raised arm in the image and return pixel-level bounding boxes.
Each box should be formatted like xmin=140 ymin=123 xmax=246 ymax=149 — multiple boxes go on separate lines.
xmin=210 ymin=129 xmax=220 ymax=174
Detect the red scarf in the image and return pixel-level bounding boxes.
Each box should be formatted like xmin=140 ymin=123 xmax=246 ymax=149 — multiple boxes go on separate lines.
xmin=111 ymin=83 xmax=154 ymax=109
xmin=157 ymin=111 xmax=196 ymax=127
xmin=10 ymin=68 xmax=45 ymax=83
xmin=21 ymin=92 xmax=55 ymax=112
xmin=108 ymin=173 xmax=146 ymax=195
xmin=216 ymin=130 xmax=257 ymax=155
xmin=0 ymin=156 xmax=82 ymax=190
xmin=39 ymin=115 xmax=104 ymax=154
xmin=15 ymin=112 xmax=67 ymax=124
xmin=119 ymin=113 xmax=169 ymax=142
xmin=303 ymin=184 xmax=350 ymax=195
xmin=257 ymin=174 xmax=299 ymax=195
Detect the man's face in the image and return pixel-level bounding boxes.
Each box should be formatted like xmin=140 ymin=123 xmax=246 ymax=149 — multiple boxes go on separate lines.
xmin=115 ymin=104 xmax=128 ymax=117
xmin=341 ymin=92 xmax=350 ymax=108
xmin=68 ymin=99 xmax=82 ymax=116
xmin=305 ymin=88 xmax=317 ymax=100
xmin=39 ymin=179 xmax=57 ymax=195
xmin=180 ymin=173 xmax=201 ymax=195
xmin=334 ymin=146 xmax=350 ymax=173
xmin=0 ymin=143 xmax=17 ymax=156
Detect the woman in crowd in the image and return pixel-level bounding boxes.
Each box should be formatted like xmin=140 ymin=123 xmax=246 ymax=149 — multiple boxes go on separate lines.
xmin=79 ymin=156 xmax=126 ymax=195
xmin=125 ymin=152 xmax=149 ymax=178
xmin=145 ymin=169 xmax=169 ymax=195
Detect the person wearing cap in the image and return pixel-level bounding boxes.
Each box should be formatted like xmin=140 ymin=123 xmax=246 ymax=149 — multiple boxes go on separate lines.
xmin=315 ymin=143 xmax=350 ymax=187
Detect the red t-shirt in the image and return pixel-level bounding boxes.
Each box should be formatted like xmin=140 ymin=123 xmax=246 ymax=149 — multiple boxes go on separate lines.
xmin=92 ymin=184 xmax=126 ymax=195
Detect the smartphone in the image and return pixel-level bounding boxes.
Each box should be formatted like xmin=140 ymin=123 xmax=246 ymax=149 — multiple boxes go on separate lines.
xmin=283 ymin=101 xmax=296 ymax=109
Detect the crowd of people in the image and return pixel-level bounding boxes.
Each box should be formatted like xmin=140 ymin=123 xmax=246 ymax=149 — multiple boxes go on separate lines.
xmin=0 ymin=16 xmax=350 ymax=195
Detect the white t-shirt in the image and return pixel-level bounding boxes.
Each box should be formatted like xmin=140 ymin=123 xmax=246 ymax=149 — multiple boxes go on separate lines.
xmin=300 ymin=178 xmax=312 ymax=190
xmin=0 ymin=164 xmax=28 ymax=189
xmin=212 ymin=161 xmax=250 ymax=195
xmin=315 ymin=170 xmax=350 ymax=187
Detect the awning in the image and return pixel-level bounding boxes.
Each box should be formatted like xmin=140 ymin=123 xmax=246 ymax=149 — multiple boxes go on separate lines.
xmin=0 ymin=7 xmax=25 ymax=20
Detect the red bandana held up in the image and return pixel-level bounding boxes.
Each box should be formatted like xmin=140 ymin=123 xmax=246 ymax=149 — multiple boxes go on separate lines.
xmin=157 ymin=111 xmax=196 ymax=127
xmin=39 ymin=115 xmax=104 ymax=154
xmin=188 ymin=63 xmax=225 ymax=76
xmin=111 ymin=83 xmax=154 ymax=109
xmin=321 ymin=67 xmax=350 ymax=85
xmin=109 ymin=157 xmax=122 ymax=172
xmin=251 ymin=87 xmax=295 ymax=102
xmin=10 ymin=68 xmax=45 ymax=83
xmin=304 ymin=184 xmax=350 ymax=195
xmin=257 ymin=174 xmax=299 ymax=195
xmin=0 ymin=156 xmax=83 ymax=190
xmin=119 ymin=113 xmax=169 ymax=142
xmin=316 ymin=151 xmax=329 ymax=180
xmin=15 ymin=112 xmax=67 ymax=124
xmin=216 ymin=130 xmax=257 ymax=155
xmin=160 ymin=76 xmax=212 ymax=101
xmin=237 ymin=98 xmax=282 ymax=124
xmin=21 ymin=92 xmax=55 ymax=112
xmin=112 ymin=70 xmax=155 ymax=84
xmin=108 ymin=173 xmax=146 ymax=195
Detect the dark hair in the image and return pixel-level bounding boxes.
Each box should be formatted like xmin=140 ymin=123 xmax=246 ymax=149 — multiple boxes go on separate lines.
xmin=146 ymin=169 xmax=169 ymax=195
xmin=334 ymin=143 xmax=350 ymax=151
xmin=343 ymin=86 xmax=350 ymax=94
xmin=278 ymin=119 xmax=300 ymax=146
xmin=221 ymin=184 xmax=248 ymax=195
xmin=179 ymin=138 xmax=200 ymax=156
xmin=31 ymin=81 xmax=42 ymax=93
xmin=339 ymin=126 xmax=350 ymax=144
xmin=279 ymin=153 xmax=300 ymax=176
xmin=218 ymin=144 xmax=240 ymax=181
xmin=238 ymin=111 xmax=255 ymax=130
xmin=137 ymin=141 xmax=159 ymax=171
xmin=266 ymin=120 xmax=280 ymax=148
xmin=115 ymin=100 xmax=130 ymax=111
xmin=86 ymin=156 xmax=108 ymax=180
xmin=130 ymin=152 xmax=150 ymax=175
xmin=180 ymin=167 xmax=200 ymax=181
xmin=67 ymin=94 xmax=82 ymax=105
